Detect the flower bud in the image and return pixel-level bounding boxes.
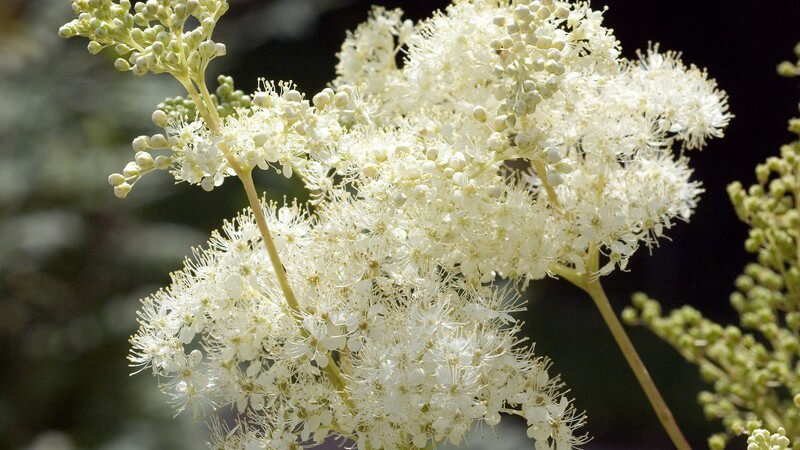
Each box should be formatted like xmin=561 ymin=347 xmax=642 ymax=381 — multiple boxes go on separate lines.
xmin=135 ymin=151 xmax=155 ymax=170
xmin=121 ymin=160 xmax=139 ymax=177
xmin=148 ymin=134 xmax=169 ymax=148
xmin=472 ymin=106 xmax=487 ymax=122
xmin=152 ymin=110 xmax=169 ymax=128
xmin=546 ymin=147 xmax=562 ymax=163
xmin=214 ymin=43 xmax=226 ymax=56
xmin=426 ymin=147 xmax=439 ymax=161
xmin=488 ymin=133 xmax=506 ymax=151
xmin=87 ymin=41 xmax=104 ymax=55
xmin=108 ymin=173 xmax=126 ymax=187
xmin=155 ymin=155 xmax=172 ymax=170
xmin=285 ymin=90 xmax=303 ymax=103
xmin=58 ymin=25 xmax=74 ymax=39
xmin=201 ymin=177 xmax=215 ymax=192
xmin=334 ymin=91 xmax=350 ymax=109
xmin=545 ymin=60 xmax=565 ymax=75
xmin=393 ymin=192 xmax=408 ymax=207
xmin=547 ymin=170 xmax=563 ymax=186
xmin=114 ymin=182 xmax=132 ymax=199
xmin=114 ymin=58 xmax=131 ymax=71
xmin=199 ymin=40 xmax=216 ymax=57
xmin=313 ymin=91 xmax=332 ymax=108
xmin=449 ymin=152 xmax=467 ymax=171
xmin=253 ymin=92 xmax=271 ymax=108
xmin=493 ymin=115 xmax=508 ymax=131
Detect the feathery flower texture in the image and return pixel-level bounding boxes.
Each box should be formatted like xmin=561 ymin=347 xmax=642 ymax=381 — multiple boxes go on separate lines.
xmin=60 ymin=0 xmax=731 ymax=448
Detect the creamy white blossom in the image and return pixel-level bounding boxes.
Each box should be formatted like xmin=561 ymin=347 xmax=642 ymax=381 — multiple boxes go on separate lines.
xmin=130 ymin=199 xmax=587 ymax=449
xmin=62 ymin=0 xmax=734 ymax=448
xmin=329 ymin=0 xmax=731 ymax=281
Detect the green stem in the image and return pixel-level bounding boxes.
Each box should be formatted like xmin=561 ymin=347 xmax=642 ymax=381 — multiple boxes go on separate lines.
xmin=237 ymin=169 xmax=302 ymax=314
xmin=231 ymin=162 xmax=355 ymax=411
xmin=581 ymin=278 xmax=691 ymax=450
xmin=178 ymin=75 xmax=355 ymax=412
xmin=554 ymin=246 xmax=689 ymax=449
xmin=532 ymin=158 xmax=560 ymax=208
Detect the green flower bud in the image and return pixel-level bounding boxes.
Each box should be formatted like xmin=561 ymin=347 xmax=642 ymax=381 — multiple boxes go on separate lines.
xmin=132 ymin=135 xmax=149 ymax=152
xmin=152 ymin=110 xmax=168 ymax=128
xmin=58 ymin=25 xmax=74 ymax=38
xmin=621 ymin=307 xmax=637 ymax=325
xmin=108 ymin=173 xmax=126 ymax=187
xmin=708 ymin=433 xmax=726 ymax=450
xmin=114 ymin=58 xmax=131 ymax=72
xmin=87 ymin=41 xmax=104 ymax=55
xmin=148 ymin=134 xmax=169 ymax=149
xmin=155 ymin=156 xmax=172 ymax=171
xmin=135 ymin=151 xmax=155 ymax=170
xmin=114 ymin=182 xmax=132 ymax=199
xmin=790 ymin=118 xmax=800 ymax=135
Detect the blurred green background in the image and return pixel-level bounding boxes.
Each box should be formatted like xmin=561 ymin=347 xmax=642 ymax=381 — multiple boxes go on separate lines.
xmin=2 ymin=1 xmax=800 ymax=449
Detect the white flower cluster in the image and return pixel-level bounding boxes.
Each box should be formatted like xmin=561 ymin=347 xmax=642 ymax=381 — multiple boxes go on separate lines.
xmin=163 ymin=81 xmax=349 ymax=192
xmin=131 ymin=199 xmax=586 ymax=449
xmin=62 ymin=0 xmax=733 ymax=448
xmin=109 ymin=0 xmax=731 ymax=280
xmin=330 ymin=1 xmax=731 ymax=281
xmin=107 ymin=80 xmax=373 ymax=198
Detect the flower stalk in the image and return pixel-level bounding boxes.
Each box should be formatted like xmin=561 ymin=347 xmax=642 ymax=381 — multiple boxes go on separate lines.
xmin=189 ymin=75 xmax=357 ymax=412
xmin=552 ymin=260 xmax=690 ymax=450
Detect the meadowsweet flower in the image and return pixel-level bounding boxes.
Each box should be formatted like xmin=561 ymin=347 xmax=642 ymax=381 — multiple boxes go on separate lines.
xmin=99 ymin=0 xmax=731 ymax=280
xmin=130 ymin=198 xmax=587 ymax=449
xmin=62 ymin=0 xmax=734 ymax=448
xmin=328 ymin=0 xmax=731 ymax=282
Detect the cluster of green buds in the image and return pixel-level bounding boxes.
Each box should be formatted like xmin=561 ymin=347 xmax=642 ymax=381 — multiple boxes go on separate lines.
xmin=747 ymin=428 xmax=792 ymax=450
xmin=624 ymin=292 xmax=800 ymax=448
xmin=59 ymin=0 xmax=228 ymax=79
xmin=107 ymin=75 xmax=251 ymax=198
xmin=153 ymin=75 xmax=251 ymax=123
xmin=778 ymin=43 xmax=800 ymax=78
xmin=623 ymin=45 xmax=800 ymax=448
xmin=208 ymin=75 xmax=252 ymax=118
xmin=107 ymin=128 xmax=173 ymax=198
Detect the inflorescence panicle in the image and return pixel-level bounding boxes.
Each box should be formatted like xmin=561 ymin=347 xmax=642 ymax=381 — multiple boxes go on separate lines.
xmin=60 ymin=0 xmax=737 ymax=448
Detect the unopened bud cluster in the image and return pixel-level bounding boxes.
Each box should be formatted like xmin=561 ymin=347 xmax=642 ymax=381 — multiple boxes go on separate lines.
xmin=625 ymin=48 xmax=800 ymax=447
xmin=59 ymin=0 xmax=228 ymax=78
xmin=747 ymin=428 xmax=792 ymax=450
xmin=777 ymin=42 xmax=800 ymax=78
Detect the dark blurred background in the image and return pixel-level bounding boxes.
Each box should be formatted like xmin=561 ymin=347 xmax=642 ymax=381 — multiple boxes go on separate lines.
xmin=1 ymin=1 xmax=799 ymax=449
